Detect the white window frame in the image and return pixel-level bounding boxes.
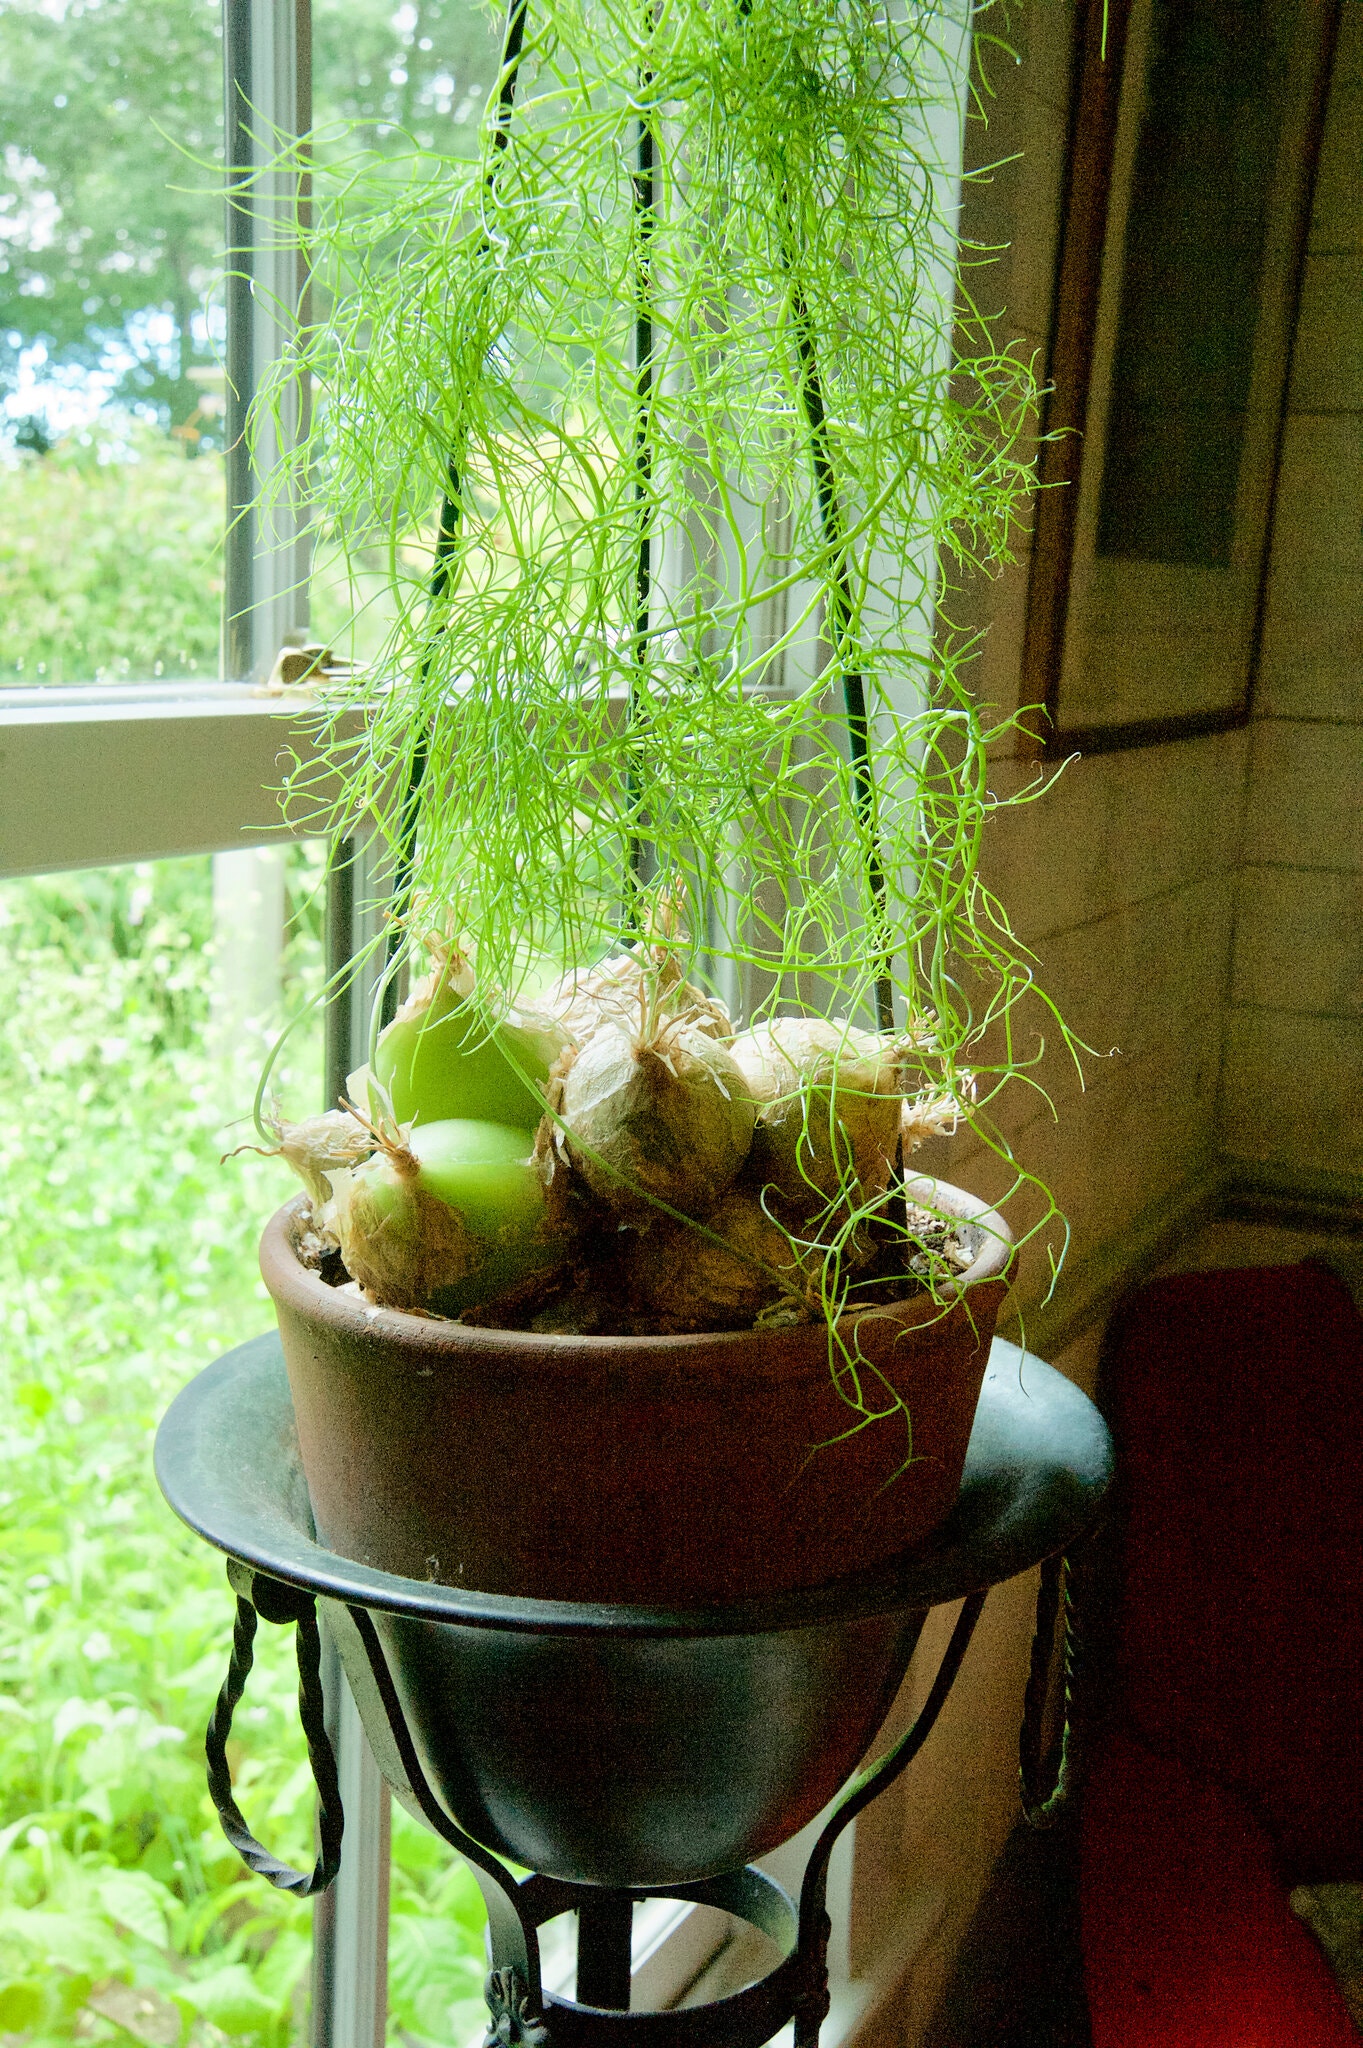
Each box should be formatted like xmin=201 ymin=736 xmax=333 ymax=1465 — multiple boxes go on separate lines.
xmin=0 ymin=2 xmax=977 ymax=2040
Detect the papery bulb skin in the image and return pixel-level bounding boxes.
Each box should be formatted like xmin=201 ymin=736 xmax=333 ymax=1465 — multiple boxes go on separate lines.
xmin=626 ymin=1183 xmax=811 ymax=1330
xmin=546 ymin=952 xmax=732 ymax=1045
xmin=729 ymin=1018 xmax=906 ymax=1210
xmin=333 ymin=1118 xmax=568 ymax=1316
xmin=269 ymin=1109 xmax=376 ymax=1206
xmin=558 ymin=1019 xmax=755 ymax=1219
xmin=335 ymin=1153 xmax=476 ymax=1313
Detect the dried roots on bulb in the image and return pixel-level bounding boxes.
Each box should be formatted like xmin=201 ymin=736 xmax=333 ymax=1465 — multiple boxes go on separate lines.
xmin=227 ymin=1108 xmax=377 ymax=1211
xmin=545 ymin=949 xmax=732 ymax=1047
xmin=556 ymin=1015 xmax=755 ymax=1220
xmin=728 ymin=1018 xmax=909 ymax=1212
xmin=545 ymin=884 xmax=731 ymax=1046
xmin=901 ymin=1079 xmax=974 ymax=1155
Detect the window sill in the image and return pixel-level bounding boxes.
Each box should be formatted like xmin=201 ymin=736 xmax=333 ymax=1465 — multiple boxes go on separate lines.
xmin=1 ymin=680 xmax=302 ymax=718
xmin=0 ymin=682 xmax=356 ymax=880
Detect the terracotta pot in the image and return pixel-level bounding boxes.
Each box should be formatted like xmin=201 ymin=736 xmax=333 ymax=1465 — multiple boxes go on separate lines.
xmin=260 ymin=1176 xmax=1011 ymax=1606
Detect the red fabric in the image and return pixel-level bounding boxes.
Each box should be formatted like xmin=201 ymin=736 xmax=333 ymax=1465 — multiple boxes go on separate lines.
xmin=1103 ymin=1262 xmax=1363 ymax=1879
xmin=1081 ymin=1728 xmax=1359 ymax=2048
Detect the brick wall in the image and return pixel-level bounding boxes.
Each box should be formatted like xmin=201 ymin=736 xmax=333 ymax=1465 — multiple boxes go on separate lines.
xmin=1223 ymin=0 xmax=1363 ymax=1206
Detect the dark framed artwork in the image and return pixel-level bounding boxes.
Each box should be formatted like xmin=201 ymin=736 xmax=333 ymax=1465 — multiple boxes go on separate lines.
xmin=1022 ymin=0 xmax=1342 ymax=754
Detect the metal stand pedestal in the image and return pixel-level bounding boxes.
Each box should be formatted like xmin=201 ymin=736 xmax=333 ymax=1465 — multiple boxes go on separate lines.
xmin=156 ymin=1336 xmax=1112 ymax=2048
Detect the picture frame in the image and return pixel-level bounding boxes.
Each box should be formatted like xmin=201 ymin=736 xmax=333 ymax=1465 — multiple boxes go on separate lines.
xmin=1022 ymin=0 xmax=1341 ymax=754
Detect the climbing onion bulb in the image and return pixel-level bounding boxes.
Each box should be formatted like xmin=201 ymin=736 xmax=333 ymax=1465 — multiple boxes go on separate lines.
xmin=408 ymin=1117 xmax=549 ymax=1238
xmin=545 ymin=951 xmax=732 ymax=1046
xmin=369 ymin=955 xmax=569 ymax=1133
xmin=625 ymin=1182 xmax=812 ymax=1330
xmin=332 ymin=1117 xmax=567 ymax=1317
xmin=545 ymin=879 xmax=732 ymax=1046
xmin=333 ymin=1159 xmax=475 ymax=1313
xmin=728 ymin=1019 xmax=908 ymax=1211
xmin=557 ymin=1018 xmax=755 ymax=1220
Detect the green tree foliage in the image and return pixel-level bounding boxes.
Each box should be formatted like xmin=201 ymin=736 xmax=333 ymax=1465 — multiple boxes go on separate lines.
xmin=312 ymin=0 xmax=501 ymax=150
xmin=0 ymin=0 xmax=225 ymax=433
xmin=0 ymin=0 xmax=503 ymax=439
xmin=0 ymin=427 xmax=223 ymax=685
xmin=0 ymin=2 xmax=557 ymax=2026
xmin=0 ymin=422 xmax=408 ymax=686
xmin=0 ymin=0 xmax=510 ymax=680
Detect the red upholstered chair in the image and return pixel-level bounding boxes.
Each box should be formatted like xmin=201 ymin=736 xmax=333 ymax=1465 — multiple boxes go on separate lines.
xmin=1080 ymin=1261 xmax=1363 ymax=2047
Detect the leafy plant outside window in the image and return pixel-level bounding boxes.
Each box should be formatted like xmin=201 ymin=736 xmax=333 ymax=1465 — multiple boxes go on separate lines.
xmin=0 ymin=859 xmax=495 ymax=2042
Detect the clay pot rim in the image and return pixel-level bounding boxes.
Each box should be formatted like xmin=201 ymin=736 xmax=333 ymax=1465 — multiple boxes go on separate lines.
xmin=260 ymin=1174 xmax=1012 ymax=1370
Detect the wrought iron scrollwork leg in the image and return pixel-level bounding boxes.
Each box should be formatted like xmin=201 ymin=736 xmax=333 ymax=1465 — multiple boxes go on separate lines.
xmin=321 ymin=1598 xmax=548 ymax=2015
xmin=249 ymin=1581 xmax=992 ymax=2048
xmin=484 ymin=1966 xmax=551 ymax=2048
xmin=205 ymin=1561 xmax=343 ymax=1896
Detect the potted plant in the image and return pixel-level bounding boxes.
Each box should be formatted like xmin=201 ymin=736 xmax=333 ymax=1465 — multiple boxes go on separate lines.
xmin=245 ymin=0 xmax=1063 ymax=1604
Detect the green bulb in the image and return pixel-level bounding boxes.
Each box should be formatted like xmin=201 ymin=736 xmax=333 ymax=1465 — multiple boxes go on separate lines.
xmin=408 ymin=1118 xmax=545 ymax=1239
xmin=373 ymin=983 xmax=564 ymax=1132
xmin=413 ymin=1119 xmax=562 ymax=1316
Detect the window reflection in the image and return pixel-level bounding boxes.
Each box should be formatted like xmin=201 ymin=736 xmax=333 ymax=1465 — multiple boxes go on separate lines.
xmin=0 ymin=0 xmax=226 ymax=685
xmin=1096 ymin=0 xmax=1290 ymax=568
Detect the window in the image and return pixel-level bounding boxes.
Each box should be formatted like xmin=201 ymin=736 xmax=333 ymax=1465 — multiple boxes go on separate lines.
xmin=0 ymin=847 xmax=329 ymax=2039
xmin=1 ymin=0 xmax=977 ymax=2039
xmin=1 ymin=0 xmax=226 ymax=689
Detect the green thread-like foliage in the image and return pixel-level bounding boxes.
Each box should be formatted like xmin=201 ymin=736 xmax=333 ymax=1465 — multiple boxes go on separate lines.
xmin=253 ymin=0 xmax=1076 ymax=1298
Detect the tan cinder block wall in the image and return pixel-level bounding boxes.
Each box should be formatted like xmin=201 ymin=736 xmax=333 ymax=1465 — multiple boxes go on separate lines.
xmin=850 ymin=4 xmax=1269 ymax=2039
xmin=908 ymin=0 xmax=1244 ymax=1349
xmin=1222 ymin=0 xmax=1363 ymax=1203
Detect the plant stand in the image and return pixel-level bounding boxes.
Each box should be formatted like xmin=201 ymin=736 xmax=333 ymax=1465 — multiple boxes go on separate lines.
xmin=155 ymin=1338 xmax=1111 ymax=2048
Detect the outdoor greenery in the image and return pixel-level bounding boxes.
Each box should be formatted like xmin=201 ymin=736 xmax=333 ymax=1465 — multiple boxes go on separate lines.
xmin=0 ymin=430 xmax=223 ymax=686
xmin=1 ymin=0 xmax=504 ymax=685
xmin=0 ymin=429 xmax=393 ymax=687
xmin=0 ymin=858 xmax=490 ymax=2043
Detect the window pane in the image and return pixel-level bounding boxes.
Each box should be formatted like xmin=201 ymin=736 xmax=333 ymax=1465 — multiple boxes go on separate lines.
xmin=0 ymin=0 xmax=225 ymax=685
xmin=0 ymin=848 xmax=325 ymax=2035
xmin=307 ymin=0 xmax=504 ymax=663
xmin=312 ymin=0 xmax=503 ymax=144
